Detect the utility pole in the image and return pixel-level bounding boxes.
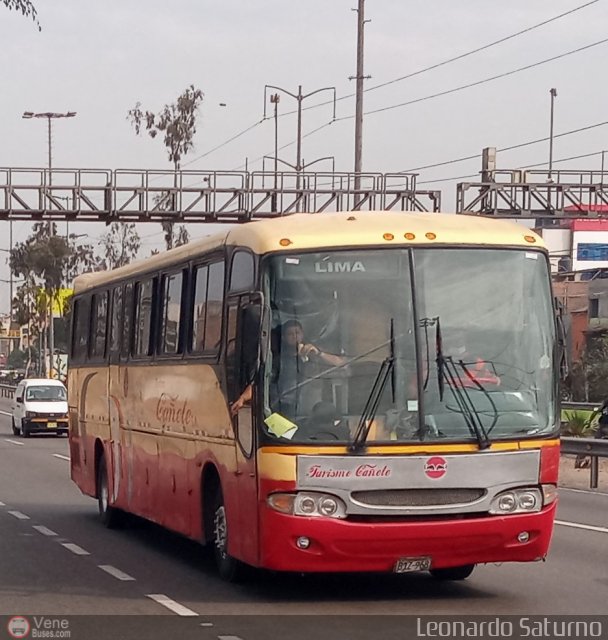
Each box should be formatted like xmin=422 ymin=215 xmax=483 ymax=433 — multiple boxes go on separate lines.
xmin=264 ymin=84 xmax=336 ymax=210
xmin=548 ymin=88 xmax=557 ymax=181
xmin=352 ymin=0 xmax=370 ymax=198
xmin=22 ymin=110 xmax=77 ymax=378
xmin=270 ymin=93 xmax=280 ymax=212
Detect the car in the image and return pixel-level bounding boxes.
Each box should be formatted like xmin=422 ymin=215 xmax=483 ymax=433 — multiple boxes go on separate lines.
xmin=11 ymin=378 xmax=69 ymax=438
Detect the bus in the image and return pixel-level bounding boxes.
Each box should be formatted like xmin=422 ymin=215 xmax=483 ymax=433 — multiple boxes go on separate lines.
xmin=68 ymin=210 xmax=560 ymax=581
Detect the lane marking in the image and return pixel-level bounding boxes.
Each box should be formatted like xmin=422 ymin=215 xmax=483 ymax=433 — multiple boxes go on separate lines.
xmin=98 ymin=565 xmax=136 ymax=581
xmin=0 ymin=410 xmax=12 ymax=416
xmin=32 ymin=525 xmax=57 ymax=537
xmin=218 ymin=637 xmax=244 ymax=640
xmin=0 ymin=501 xmax=5 ymax=506
xmin=62 ymin=542 xmax=90 ymax=556
xmin=146 ymin=594 xmax=198 ymax=616
xmin=560 ymin=487 xmax=608 ymax=497
xmin=53 ymin=454 xmax=70 ymax=461
xmin=555 ymin=519 xmax=608 ymax=534
xmin=4 ymin=439 xmax=24 ymax=446
xmin=8 ymin=510 xmax=30 ymax=520
xmin=200 ymin=622 xmax=214 ymax=627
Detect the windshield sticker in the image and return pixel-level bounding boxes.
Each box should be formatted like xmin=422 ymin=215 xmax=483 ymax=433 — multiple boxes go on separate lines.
xmin=525 ymin=252 xmax=539 ymax=260
xmin=264 ymin=413 xmax=298 ymax=439
xmin=285 ymin=257 xmax=300 ymax=265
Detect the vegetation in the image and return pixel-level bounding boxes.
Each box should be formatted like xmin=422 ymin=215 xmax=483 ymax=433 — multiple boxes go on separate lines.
xmin=127 ymin=85 xmax=204 ymax=250
xmin=2 ymin=0 xmax=40 ymax=29
xmin=562 ymin=333 xmax=608 ymax=403
xmin=9 ymin=223 xmax=100 ymax=375
xmin=99 ymin=222 xmax=142 ymax=269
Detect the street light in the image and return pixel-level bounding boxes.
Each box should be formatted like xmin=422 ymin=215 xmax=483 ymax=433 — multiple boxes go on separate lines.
xmin=548 ymin=88 xmax=557 ymax=181
xmin=22 ymin=110 xmax=76 ymax=379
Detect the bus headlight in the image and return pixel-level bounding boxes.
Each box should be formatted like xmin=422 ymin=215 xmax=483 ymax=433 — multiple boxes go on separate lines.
xmin=267 ymin=492 xmax=347 ymax=519
xmin=489 ymin=488 xmax=542 ymax=515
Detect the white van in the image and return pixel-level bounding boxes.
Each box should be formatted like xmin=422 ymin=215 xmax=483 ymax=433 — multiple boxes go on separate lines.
xmin=12 ymin=378 xmax=69 ymax=437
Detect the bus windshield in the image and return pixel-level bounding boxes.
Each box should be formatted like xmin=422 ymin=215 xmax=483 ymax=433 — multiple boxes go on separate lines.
xmin=262 ymin=248 xmax=556 ymax=445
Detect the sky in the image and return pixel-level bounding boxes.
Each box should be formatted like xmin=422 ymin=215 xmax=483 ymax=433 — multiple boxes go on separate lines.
xmin=1 ymin=0 xmax=608 ymax=309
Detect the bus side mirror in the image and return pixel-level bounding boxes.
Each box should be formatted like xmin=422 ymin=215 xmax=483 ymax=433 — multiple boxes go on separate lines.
xmin=241 ymin=298 xmax=263 ymax=382
xmin=555 ymin=298 xmax=569 ymax=381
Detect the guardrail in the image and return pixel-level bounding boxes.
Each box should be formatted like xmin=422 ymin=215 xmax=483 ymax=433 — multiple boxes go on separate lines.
xmin=561 ymin=436 xmax=608 ymax=489
xmin=0 ymin=384 xmax=16 ymax=399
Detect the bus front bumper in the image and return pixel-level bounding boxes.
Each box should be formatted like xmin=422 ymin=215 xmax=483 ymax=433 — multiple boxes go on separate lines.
xmin=258 ymin=502 xmax=557 ymax=573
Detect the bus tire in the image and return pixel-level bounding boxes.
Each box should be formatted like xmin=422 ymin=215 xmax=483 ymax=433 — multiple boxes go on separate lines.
xmin=11 ymin=417 xmax=19 ymax=436
xmin=212 ymin=487 xmax=242 ymax=582
xmin=429 ymin=564 xmax=475 ymax=581
xmin=97 ymin=454 xmax=123 ymax=529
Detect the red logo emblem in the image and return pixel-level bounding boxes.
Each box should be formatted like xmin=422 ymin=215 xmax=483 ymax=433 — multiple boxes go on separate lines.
xmin=424 ymin=456 xmax=447 ymax=479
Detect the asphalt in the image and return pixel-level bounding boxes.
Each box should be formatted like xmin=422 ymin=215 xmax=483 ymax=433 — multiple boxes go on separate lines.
xmin=0 ymin=395 xmax=606 ymax=639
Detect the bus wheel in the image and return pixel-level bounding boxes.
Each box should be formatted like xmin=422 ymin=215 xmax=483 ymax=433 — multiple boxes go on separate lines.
xmin=430 ymin=564 xmax=475 ymax=581
xmin=212 ymin=489 xmax=242 ymax=582
xmin=97 ymin=454 xmax=123 ymax=529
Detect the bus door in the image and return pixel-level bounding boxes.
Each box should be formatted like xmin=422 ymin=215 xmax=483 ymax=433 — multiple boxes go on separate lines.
xmin=226 ymin=295 xmax=260 ymax=566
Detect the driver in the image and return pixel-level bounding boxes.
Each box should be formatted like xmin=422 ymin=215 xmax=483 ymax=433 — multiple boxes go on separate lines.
xmin=270 ymin=320 xmax=346 ymax=419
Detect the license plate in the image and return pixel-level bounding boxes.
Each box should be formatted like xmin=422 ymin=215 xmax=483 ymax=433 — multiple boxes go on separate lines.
xmin=47 ymin=422 xmax=57 ymax=429
xmin=394 ymin=557 xmax=432 ymax=573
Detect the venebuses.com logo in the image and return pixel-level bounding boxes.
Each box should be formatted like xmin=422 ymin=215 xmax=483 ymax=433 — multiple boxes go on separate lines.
xmin=6 ymin=616 xmax=71 ymax=639
xmin=7 ymin=617 xmax=30 ymax=639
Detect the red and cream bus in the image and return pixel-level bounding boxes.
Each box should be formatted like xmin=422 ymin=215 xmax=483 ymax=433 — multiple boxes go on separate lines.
xmin=68 ymin=211 xmax=559 ymax=581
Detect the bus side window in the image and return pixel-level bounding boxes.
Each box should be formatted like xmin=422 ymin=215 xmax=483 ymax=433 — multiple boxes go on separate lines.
xmin=121 ymin=283 xmax=133 ymax=360
xmin=159 ymin=270 xmax=185 ymax=355
xmin=229 ymin=250 xmax=255 ymax=293
xmin=71 ymin=297 xmax=91 ymax=363
xmin=190 ymin=260 xmax=225 ymax=354
xmin=109 ymin=286 xmax=123 ymax=362
xmin=90 ymin=291 xmax=109 ymax=360
xmin=134 ymin=279 xmax=155 ymax=357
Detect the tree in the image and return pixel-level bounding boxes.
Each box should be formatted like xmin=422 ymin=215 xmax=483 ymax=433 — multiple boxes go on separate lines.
xmin=127 ymin=85 xmax=204 ymax=250
xmin=9 ymin=223 xmax=101 ymax=375
xmin=99 ymin=222 xmax=141 ymax=269
xmin=2 ymin=0 xmax=40 ymax=30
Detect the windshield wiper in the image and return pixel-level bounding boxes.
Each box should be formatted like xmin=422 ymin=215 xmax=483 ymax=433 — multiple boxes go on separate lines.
xmin=349 ymin=355 xmax=394 ymax=452
xmin=435 ymin=320 xmax=491 ymax=450
xmin=456 ymin=359 xmax=499 ymax=434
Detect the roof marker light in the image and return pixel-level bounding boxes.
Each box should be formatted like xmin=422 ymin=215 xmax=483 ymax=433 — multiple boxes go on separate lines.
xmin=279 ymin=238 xmax=292 ymax=247
xmin=404 ymin=232 xmax=416 ymax=240
xmin=425 ymin=232 xmax=437 ymax=240
xmin=524 ymin=235 xmax=536 ymax=243
xmin=383 ymin=233 xmax=394 ymax=241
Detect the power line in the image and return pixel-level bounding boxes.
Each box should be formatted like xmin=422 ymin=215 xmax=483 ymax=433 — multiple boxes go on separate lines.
xmin=417 ymin=149 xmax=606 ymax=184
xmin=403 ymin=119 xmax=608 ymax=172
xmin=282 ymin=0 xmax=601 ymax=117
xmin=183 ymin=1 xmax=599 ymax=167
xmin=245 ymin=36 xmax=608 ymax=172
xmin=181 ymin=118 xmax=266 ymax=168
xmin=334 ymin=37 xmax=608 ymax=121
xmin=230 ymin=120 xmax=336 ymax=172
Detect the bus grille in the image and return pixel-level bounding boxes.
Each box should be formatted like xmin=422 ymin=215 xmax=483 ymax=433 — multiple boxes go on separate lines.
xmin=350 ymin=488 xmax=486 ymax=507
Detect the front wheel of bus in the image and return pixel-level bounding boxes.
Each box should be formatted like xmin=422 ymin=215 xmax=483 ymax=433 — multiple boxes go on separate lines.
xmin=212 ymin=489 xmax=242 ymax=582
xmin=97 ymin=454 xmax=123 ymax=529
xmin=430 ymin=564 xmax=475 ymax=581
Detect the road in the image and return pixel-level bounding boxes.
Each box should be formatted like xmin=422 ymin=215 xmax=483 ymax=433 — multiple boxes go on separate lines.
xmin=0 ymin=396 xmax=606 ymax=640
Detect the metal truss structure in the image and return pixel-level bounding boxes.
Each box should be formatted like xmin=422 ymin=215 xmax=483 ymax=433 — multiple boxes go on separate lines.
xmin=457 ymin=169 xmax=608 ymax=218
xmin=0 ymin=168 xmax=441 ymax=222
